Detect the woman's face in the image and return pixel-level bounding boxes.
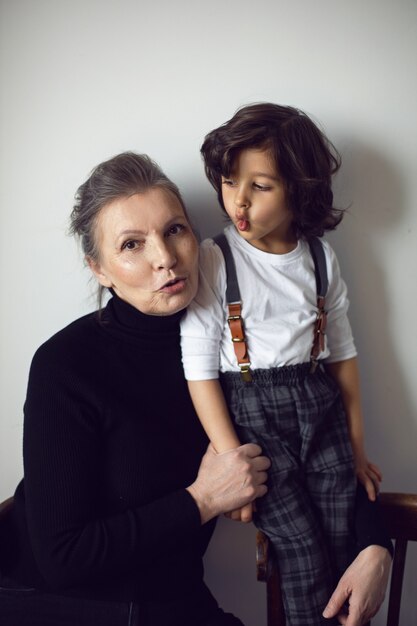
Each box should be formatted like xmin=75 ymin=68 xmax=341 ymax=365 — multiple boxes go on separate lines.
xmin=89 ymin=188 xmax=199 ymax=316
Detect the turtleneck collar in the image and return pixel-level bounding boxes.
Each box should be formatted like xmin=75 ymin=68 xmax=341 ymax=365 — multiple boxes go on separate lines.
xmin=103 ymin=290 xmax=185 ymax=334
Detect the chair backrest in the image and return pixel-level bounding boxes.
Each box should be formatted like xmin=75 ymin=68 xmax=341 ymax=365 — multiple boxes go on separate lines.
xmin=378 ymin=492 xmax=417 ymax=626
xmin=0 ymin=497 xmax=14 ymax=517
xmin=256 ymin=492 xmax=417 ymax=626
xmin=256 ymin=528 xmax=285 ymax=626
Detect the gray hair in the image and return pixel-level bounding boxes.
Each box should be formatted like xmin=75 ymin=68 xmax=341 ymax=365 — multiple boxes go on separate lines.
xmin=69 ymin=151 xmax=189 ymax=308
xmin=70 ymin=151 xmax=187 ymax=261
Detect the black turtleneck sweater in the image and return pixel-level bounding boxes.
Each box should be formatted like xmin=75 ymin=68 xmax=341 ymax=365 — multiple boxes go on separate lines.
xmin=4 ymin=294 xmax=392 ymax=624
xmin=7 ymin=294 xmax=220 ymax=623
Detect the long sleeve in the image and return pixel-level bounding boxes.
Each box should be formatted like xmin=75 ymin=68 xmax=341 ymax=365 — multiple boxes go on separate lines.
xmin=23 ymin=344 xmax=202 ymax=587
xmin=354 ymin=485 xmax=393 ymax=556
xmin=10 ymin=296 xmax=213 ymax=602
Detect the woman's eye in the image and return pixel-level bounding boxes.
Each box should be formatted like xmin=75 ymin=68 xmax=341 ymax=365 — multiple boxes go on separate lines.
xmin=122 ymin=240 xmax=141 ymax=251
xmin=167 ymin=223 xmax=186 ymax=236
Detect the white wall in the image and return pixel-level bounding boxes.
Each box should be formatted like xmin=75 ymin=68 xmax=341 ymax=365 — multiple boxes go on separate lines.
xmin=1 ymin=1 xmax=416 ymax=624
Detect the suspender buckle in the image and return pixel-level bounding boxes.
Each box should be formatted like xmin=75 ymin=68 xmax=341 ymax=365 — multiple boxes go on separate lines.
xmin=226 ymin=302 xmax=251 ymax=382
xmin=310 ymin=358 xmax=318 ymax=374
xmin=315 ymin=306 xmax=327 ymax=352
xmin=240 ymin=364 xmax=252 ymax=383
xmin=311 ymin=296 xmax=327 ymax=366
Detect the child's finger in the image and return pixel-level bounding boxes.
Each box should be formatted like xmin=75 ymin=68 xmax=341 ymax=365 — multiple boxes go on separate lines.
xmin=358 ymin=472 xmax=376 ymax=501
xmin=240 ymin=503 xmax=253 ymax=523
xmin=365 ymin=467 xmax=382 ymax=494
xmin=365 ymin=477 xmax=377 ymax=501
xmin=226 ymin=508 xmax=242 ymax=521
xmin=368 ymin=463 xmax=383 ymax=482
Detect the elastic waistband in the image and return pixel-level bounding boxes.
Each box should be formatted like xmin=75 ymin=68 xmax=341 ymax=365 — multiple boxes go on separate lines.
xmin=220 ymin=362 xmax=322 ymax=388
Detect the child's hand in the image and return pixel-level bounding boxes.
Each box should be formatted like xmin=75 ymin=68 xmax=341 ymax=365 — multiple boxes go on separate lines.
xmin=356 ymin=459 xmax=382 ymax=501
xmin=225 ymin=502 xmax=254 ymax=523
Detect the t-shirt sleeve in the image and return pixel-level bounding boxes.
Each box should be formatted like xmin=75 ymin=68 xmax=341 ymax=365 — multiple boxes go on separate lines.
xmin=322 ymin=241 xmax=358 ymax=363
xmin=181 ymin=239 xmax=227 ymax=380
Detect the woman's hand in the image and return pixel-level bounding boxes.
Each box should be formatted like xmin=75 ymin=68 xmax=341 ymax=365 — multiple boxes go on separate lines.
xmin=323 ymin=545 xmax=391 ymax=625
xmin=186 ymin=443 xmax=269 ymax=524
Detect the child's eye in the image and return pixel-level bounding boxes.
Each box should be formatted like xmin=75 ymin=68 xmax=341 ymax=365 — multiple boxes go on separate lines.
xmin=222 ymin=178 xmax=236 ymax=187
xmin=253 ymin=183 xmax=271 ymax=191
xmin=166 ymin=223 xmax=186 ymax=236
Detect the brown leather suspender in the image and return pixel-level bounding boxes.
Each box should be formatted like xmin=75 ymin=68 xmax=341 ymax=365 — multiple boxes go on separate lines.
xmin=213 ymin=234 xmax=253 ymax=382
xmin=226 ymin=302 xmax=252 ymax=382
xmin=213 ymin=234 xmax=328 ymax=381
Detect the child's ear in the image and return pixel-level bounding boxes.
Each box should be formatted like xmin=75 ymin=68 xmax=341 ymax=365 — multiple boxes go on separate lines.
xmin=86 ymin=256 xmax=113 ymax=288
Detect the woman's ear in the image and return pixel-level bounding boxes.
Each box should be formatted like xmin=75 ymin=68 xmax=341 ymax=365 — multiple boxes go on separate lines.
xmin=86 ymin=256 xmax=113 ymax=288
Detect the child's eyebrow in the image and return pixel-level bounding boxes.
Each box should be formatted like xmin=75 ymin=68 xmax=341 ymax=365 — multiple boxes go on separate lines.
xmin=252 ymin=172 xmax=279 ymax=180
xmin=224 ymin=172 xmax=278 ymax=180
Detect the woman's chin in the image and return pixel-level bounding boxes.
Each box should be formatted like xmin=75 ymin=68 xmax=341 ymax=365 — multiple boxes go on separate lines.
xmin=141 ymin=287 xmax=197 ymax=317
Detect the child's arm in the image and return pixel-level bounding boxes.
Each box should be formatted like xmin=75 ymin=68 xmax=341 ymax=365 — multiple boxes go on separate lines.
xmin=325 ymin=357 xmax=382 ymax=501
xmin=187 ymin=379 xmax=253 ymax=522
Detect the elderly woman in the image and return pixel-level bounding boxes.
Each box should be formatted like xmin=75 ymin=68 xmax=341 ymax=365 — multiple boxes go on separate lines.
xmin=0 ymin=153 xmax=390 ymax=626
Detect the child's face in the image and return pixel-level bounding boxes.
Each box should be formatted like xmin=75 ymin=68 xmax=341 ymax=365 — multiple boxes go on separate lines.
xmin=221 ymin=148 xmax=295 ymax=254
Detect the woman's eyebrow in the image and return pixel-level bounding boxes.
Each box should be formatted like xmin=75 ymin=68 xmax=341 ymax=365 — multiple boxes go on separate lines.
xmin=118 ymin=216 xmax=186 ymax=237
xmin=119 ymin=229 xmax=146 ymax=236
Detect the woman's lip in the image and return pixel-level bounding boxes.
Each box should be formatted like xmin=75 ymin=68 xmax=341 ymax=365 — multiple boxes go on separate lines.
xmin=159 ymin=277 xmax=187 ymax=294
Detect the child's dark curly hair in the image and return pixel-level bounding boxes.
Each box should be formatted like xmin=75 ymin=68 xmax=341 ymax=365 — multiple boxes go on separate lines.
xmin=201 ymin=103 xmax=343 ymax=238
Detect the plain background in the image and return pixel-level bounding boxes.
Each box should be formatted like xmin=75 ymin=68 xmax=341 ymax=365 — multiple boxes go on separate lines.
xmin=1 ymin=1 xmax=416 ymax=624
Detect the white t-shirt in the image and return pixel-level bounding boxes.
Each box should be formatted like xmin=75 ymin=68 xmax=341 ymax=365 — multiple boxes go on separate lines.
xmin=181 ymin=225 xmax=357 ymax=381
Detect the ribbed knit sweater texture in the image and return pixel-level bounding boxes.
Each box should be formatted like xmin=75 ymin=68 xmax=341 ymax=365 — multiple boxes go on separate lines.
xmin=7 ymin=293 xmax=218 ymax=620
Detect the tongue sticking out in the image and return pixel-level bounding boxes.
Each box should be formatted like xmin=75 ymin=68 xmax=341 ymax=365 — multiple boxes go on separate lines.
xmin=237 ymin=219 xmax=249 ymax=232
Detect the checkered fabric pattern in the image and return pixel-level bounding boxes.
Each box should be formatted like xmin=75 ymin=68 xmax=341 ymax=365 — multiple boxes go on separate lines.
xmin=221 ymin=363 xmax=356 ymax=626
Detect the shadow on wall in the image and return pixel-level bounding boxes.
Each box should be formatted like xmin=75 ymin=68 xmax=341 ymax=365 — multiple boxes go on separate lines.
xmin=204 ymin=517 xmax=266 ymax=626
xmin=332 ymin=142 xmax=417 ymax=626
xmin=185 ymin=188 xmax=227 ymax=241
xmin=331 ymin=140 xmax=417 ymax=491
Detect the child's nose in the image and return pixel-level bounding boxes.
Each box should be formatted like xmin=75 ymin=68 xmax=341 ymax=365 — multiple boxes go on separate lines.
xmin=234 ymin=186 xmax=250 ymax=209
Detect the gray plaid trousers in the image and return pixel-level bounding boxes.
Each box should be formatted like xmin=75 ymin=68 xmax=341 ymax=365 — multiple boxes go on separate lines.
xmin=221 ymin=363 xmax=356 ymax=626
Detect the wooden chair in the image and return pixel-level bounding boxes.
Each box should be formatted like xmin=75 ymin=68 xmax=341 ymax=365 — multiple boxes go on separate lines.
xmin=256 ymin=492 xmax=417 ymax=626
xmin=0 ymin=497 xmax=14 ymax=517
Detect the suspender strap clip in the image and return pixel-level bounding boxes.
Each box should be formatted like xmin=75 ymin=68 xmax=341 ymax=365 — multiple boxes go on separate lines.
xmin=310 ymin=295 xmax=327 ymax=372
xmin=239 ymin=364 xmax=253 ymax=383
xmin=227 ymin=302 xmax=252 ymax=382
xmin=308 ymin=238 xmax=329 ymax=373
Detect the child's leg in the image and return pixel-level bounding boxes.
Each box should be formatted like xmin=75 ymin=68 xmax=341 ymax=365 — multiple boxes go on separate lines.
xmin=221 ymin=365 xmax=344 ymax=626
xmin=255 ymin=465 xmax=337 ymax=626
xmin=301 ymin=374 xmax=357 ymax=579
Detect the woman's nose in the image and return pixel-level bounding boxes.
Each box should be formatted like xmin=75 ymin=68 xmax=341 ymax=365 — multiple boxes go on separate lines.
xmin=150 ymin=238 xmax=177 ymax=270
